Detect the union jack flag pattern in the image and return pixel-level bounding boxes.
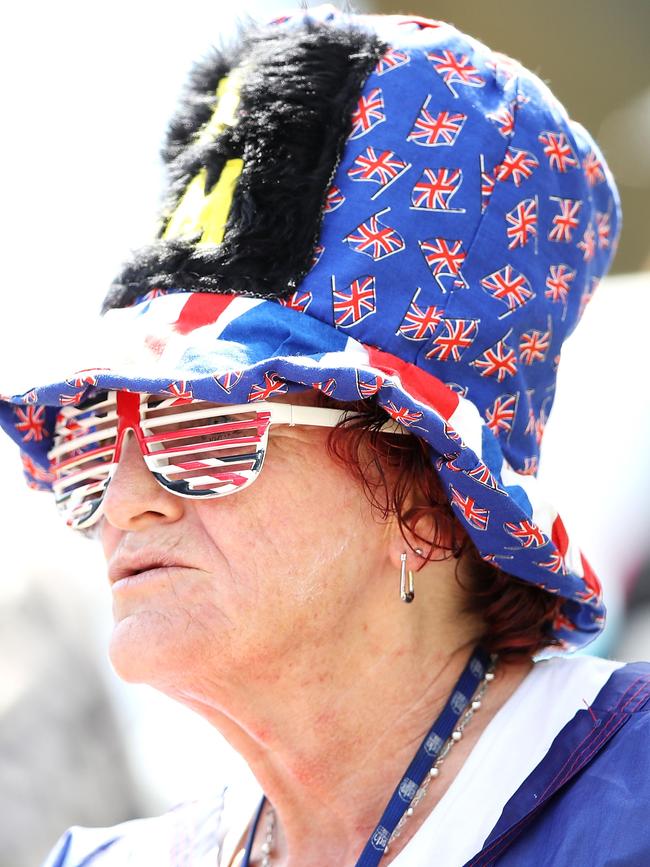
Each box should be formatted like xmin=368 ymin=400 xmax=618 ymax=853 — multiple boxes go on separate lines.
xmin=427 ymin=49 xmax=485 ymax=97
xmin=579 ymin=276 xmax=599 ymax=318
xmin=59 ymin=391 xmax=85 ymax=406
xmin=504 ymin=519 xmax=548 ymax=548
xmin=524 ymin=401 xmax=549 ymax=446
xmin=1 ymin=9 xmax=621 ymax=650
xmin=445 ymin=382 xmax=468 ymax=398
xmin=355 ymin=370 xmax=385 ymax=399
xmin=20 ymin=452 xmax=54 ymax=489
xmin=596 ymin=212 xmax=611 ymax=249
xmin=345 ymin=212 xmax=405 ymax=260
xmin=486 ymin=104 xmax=516 ymax=138
xmin=214 ymin=370 xmax=243 ymax=393
xmin=480 ymin=265 xmax=535 ymax=315
xmin=312 ymin=378 xmax=337 ymax=397
xmin=14 ymin=406 xmax=47 ymax=442
xmin=419 ymin=238 xmax=467 ymax=292
xmin=436 ymin=453 xmax=461 ymax=472
xmin=65 ymin=372 xmax=99 ymax=388
xmin=375 ymin=47 xmax=410 ymax=75
xmin=332 ymin=275 xmax=376 ymax=327
xmin=349 ymin=87 xmax=385 ymax=139
xmin=407 ymin=99 xmax=466 ymax=147
xmin=538 ymin=131 xmax=579 ymax=172
xmin=397 ymin=290 xmax=444 ymax=340
xmin=323 ymin=186 xmax=345 ymax=213
xmin=138 ymin=287 xmax=167 ymax=307
xmin=485 ymin=394 xmax=518 ymax=436
xmin=410 ymin=168 xmax=464 ymax=212
xmin=278 ymin=289 xmax=313 ymax=313
xmin=471 ymin=334 xmax=518 ymax=382
xmin=248 ymin=372 xmax=288 ymax=402
xmin=166 ymin=381 xmax=193 ymax=403
xmin=583 ymin=151 xmax=606 ymax=186
xmin=577 ymin=223 xmax=596 ymax=262
xmin=495 ymin=147 xmax=539 ymax=186
xmin=383 ymin=401 xmax=424 ymax=427
xmin=450 ymin=485 xmax=490 ymax=530
xmin=519 ymin=325 xmax=551 ymax=365
xmin=347 ymin=147 xmax=410 ymax=194
xmin=467 ymin=461 xmax=501 ymax=491
xmin=311 ymin=245 xmax=325 ymax=268
xmin=548 ymin=197 xmax=582 ymax=243
xmin=545 ymin=264 xmax=577 ymax=310
xmin=443 ymin=422 xmax=463 ymax=445
xmin=426 ymin=318 xmax=479 ymax=362
xmin=505 ymin=197 xmax=538 ymax=250
xmin=535 ymin=551 xmax=567 ymax=575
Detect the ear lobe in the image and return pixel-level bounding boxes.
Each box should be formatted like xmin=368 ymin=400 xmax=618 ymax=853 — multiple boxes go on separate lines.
xmin=389 ymin=508 xmax=459 ymax=572
xmin=386 ymin=520 xmax=429 ymax=575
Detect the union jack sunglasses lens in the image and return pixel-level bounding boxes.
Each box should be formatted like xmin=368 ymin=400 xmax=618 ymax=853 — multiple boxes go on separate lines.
xmin=49 ymin=392 xmax=274 ymax=530
xmin=49 ymin=392 xmax=118 ymax=529
xmin=141 ymin=396 xmax=270 ymax=500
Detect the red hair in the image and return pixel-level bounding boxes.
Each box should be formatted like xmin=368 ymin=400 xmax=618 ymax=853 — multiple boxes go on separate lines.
xmin=317 ymin=395 xmax=563 ymax=661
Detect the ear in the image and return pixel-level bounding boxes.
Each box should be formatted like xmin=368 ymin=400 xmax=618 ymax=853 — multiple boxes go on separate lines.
xmin=386 ymin=513 xmax=431 ymax=575
xmin=385 ymin=509 xmax=458 ymax=575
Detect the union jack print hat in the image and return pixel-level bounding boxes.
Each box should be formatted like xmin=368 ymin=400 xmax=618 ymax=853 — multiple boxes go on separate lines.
xmin=0 ymin=6 xmax=620 ymax=649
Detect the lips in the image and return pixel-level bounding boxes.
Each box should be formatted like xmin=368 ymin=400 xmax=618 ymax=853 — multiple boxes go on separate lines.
xmin=108 ymin=549 xmax=193 ymax=585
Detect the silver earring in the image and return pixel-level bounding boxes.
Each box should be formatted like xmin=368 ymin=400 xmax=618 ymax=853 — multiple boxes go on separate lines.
xmin=400 ymin=549 xmax=422 ymax=603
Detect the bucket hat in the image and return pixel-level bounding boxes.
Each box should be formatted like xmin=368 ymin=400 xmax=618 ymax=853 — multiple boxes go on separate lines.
xmin=0 ymin=5 xmax=620 ymax=649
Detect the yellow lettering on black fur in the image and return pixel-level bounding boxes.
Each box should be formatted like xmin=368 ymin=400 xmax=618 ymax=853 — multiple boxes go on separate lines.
xmin=164 ymin=72 xmax=243 ymax=247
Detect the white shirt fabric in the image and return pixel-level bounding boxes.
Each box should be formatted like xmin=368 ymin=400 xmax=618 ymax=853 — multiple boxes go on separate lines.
xmin=218 ymin=655 xmax=623 ymax=867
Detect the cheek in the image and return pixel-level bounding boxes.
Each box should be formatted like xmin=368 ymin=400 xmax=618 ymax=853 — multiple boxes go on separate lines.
xmin=193 ymin=438 xmax=377 ymax=608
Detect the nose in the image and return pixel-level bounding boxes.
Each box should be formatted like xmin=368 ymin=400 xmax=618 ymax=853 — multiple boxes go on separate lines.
xmin=101 ymin=430 xmax=185 ymax=532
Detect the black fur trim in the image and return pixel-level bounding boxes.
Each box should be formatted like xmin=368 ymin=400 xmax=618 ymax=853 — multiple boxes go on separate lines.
xmin=103 ymin=20 xmax=387 ymax=311
xmin=161 ymin=49 xmax=233 ymax=166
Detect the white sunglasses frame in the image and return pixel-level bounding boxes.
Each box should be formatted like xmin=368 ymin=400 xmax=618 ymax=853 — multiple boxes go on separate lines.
xmin=49 ymin=392 xmax=407 ymax=529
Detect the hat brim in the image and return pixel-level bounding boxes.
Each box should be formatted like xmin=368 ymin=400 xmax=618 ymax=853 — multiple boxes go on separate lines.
xmin=0 ymin=291 xmax=604 ymax=649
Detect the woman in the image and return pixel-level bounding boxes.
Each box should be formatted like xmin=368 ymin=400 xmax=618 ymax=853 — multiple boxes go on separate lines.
xmin=1 ymin=6 xmax=648 ymax=866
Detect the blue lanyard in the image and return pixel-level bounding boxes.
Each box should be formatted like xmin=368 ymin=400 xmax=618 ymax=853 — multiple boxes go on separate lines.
xmin=241 ymin=645 xmax=490 ymax=867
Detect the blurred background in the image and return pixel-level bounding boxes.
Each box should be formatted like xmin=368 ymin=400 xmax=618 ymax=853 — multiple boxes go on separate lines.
xmin=0 ymin=2 xmax=648 ymax=864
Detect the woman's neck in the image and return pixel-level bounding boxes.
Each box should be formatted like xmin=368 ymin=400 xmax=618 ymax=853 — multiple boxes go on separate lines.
xmin=171 ymin=599 xmax=533 ymax=867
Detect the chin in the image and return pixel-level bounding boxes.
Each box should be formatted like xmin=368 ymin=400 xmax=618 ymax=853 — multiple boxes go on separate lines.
xmin=108 ymin=613 xmax=194 ymax=686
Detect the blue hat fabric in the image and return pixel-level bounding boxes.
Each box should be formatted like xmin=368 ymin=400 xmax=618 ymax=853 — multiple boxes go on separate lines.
xmin=0 ymin=7 xmax=620 ymax=649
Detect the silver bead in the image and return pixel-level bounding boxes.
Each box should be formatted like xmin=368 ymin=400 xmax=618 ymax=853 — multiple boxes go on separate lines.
xmin=429 ymin=766 xmax=440 ymax=777
xmin=407 ymin=807 xmax=414 ymax=816
xmin=384 ymin=844 xmax=390 ymax=855
xmin=472 ymin=699 xmax=482 ymax=710
xmin=452 ymin=730 xmax=462 ymax=742
xmin=261 ymin=842 xmax=271 ymax=855
xmin=485 ymin=671 xmax=495 ymax=682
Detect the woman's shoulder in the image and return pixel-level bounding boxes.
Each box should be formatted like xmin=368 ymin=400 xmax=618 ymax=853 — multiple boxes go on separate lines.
xmin=514 ymin=654 xmax=650 ymax=807
xmin=528 ymin=653 xmax=650 ymax=704
xmin=483 ymin=654 xmax=650 ymax=779
xmin=40 ymin=795 xmax=225 ymax=867
xmin=529 ymin=651 xmax=626 ymax=686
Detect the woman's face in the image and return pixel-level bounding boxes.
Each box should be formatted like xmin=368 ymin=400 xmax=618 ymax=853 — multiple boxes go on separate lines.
xmin=100 ymin=391 xmax=395 ymax=698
